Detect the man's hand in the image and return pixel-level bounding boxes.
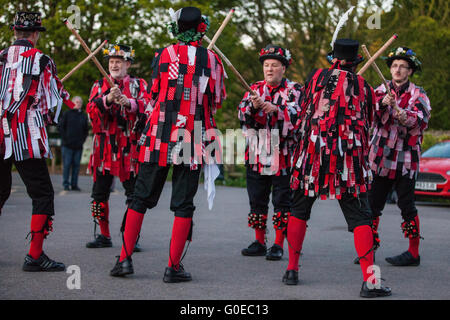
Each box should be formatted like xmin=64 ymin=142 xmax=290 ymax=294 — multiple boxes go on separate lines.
xmin=261 ymin=102 xmax=278 ymax=114
xmin=250 ymin=94 xmax=264 ymax=109
xmin=116 ymin=95 xmax=131 ymax=109
xmin=394 ymin=109 xmax=407 ymax=124
xmin=381 ymin=93 xmax=395 ymax=107
xmin=106 ymin=85 xmax=121 ymax=104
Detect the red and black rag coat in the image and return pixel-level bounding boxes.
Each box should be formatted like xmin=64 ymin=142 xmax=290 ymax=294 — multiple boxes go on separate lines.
xmin=86 ymin=75 xmax=149 ymax=182
xmin=0 ymin=39 xmax=73 ymax=161
xmin=238 ymin=78 xmax=302 ymax=176
xmin=291 ymin=66 xmax=375 ymax=199
xmin=137 ymin=41 xmax=226 ymax=169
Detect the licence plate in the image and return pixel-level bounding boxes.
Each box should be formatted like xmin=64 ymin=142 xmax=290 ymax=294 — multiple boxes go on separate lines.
xmin=415 ymin=181 xmax=437 ymax=191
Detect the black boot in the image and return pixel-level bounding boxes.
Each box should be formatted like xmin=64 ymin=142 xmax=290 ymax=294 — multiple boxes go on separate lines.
xmin=163 ymin=265 xmax=192 ymax=283
xmin=22 ymin=252 xmax=65 ymax=272
xmin=110 ymin=257 xmax=134 ymax=277
xmin=266 ymin=244 xmax=283 ymax=261
xmin=86 ymin=234 xmax=112 ymax=248
xmin=385 ymin=251 xmax=420 ymax=266
xmin=282 ymin=270 xmax=299 ymax=285
xmin=241 ymin=241 xmax=267 ymax=256
xmin=360 ymin=281 xmax=392 ymax=298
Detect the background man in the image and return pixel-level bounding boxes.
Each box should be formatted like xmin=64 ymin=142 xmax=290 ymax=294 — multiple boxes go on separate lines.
xmin=58 ymin=96 xmax=89 ymax=191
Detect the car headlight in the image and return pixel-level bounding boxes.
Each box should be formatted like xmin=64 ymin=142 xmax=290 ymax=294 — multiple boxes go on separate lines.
xmin=447 ymin=170 xmax=450 ymax=176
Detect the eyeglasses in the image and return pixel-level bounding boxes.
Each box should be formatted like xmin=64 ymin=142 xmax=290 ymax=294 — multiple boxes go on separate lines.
xmin=391 ymin=64 xmax=410 ymax=71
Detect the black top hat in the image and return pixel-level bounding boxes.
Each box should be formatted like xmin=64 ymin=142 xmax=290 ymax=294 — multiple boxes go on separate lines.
xmin=259 ymin=44 xmax=292 ymax=68
xmin=328 ymin=39 xmax=363 ymax=66
xmin=178 ymin=7 xmax=202 ymax=33
xmin=10 ymin=12 xmax=46 ymax=32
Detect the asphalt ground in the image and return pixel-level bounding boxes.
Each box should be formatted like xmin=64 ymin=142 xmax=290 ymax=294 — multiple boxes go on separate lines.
xmin=1 ymin=173 xmax=449 ymax=304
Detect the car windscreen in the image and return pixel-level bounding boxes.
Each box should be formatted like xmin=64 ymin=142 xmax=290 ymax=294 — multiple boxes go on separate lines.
xmin=422 ymin=142 xmax=450 ymax=158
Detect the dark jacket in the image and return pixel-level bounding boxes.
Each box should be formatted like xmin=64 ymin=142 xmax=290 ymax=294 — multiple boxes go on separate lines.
xmin=58 ymin=109 xmax=89 ymax=149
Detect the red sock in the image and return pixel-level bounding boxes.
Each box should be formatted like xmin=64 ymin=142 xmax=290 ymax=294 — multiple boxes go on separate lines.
xmin=408 ymin=215 xmax=420 ymax=259
xmin=119 ymin=209 xmax=144 ymax=262
xmin=274 ymin=229 xmax=285 ymax=248
xmin=99 ymin=202 xmax=110 ymax=238
xmin=354 ymin=225 xmax=375 ymax=283
xmin=29 ymin=215 xmax=49 ymax=259
xmin=168 ymin=217 xmax=192 ymax=269
xmin=287 ymin=216 xmax=307 ymax=271
xmin=255 ymin=228 xmax=266 ymax=245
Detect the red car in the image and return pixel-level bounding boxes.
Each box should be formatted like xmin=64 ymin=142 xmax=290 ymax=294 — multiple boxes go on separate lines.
xmin=415 ymin=140 xmax=450 ymax=198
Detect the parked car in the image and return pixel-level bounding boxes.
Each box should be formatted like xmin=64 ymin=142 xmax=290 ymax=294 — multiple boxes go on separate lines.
xmin=415 ymin=140 xmax=450 ymax=198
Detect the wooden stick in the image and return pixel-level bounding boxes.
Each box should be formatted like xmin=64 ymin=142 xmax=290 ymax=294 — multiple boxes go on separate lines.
xmin=207 ymin=8 xmax=234 ymax=50
xmin=358 ymin=34 xmax=398 ymax=75
xmin=361 ymin=45 xmax=401 ymax=113
xmin=61 ymin=39 xmax=108 ymax=82
xmin=204 ymin=36 xmax=255 ymax=95
xmin=64 ymin=19 xmax=114 ymax=87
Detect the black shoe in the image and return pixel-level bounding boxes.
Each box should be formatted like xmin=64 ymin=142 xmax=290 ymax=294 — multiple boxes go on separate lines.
xmin=71 ymin=186 xmax=81 ymax=191
xmin=385 ymin=251 xmax=420 ymax=266
xmin=86 ymin=234 xmax=112 ymax=248
xmin=282 ymin=270 xmax=299 ymax=285
xmin=110 ymin=257 xmax=134 ymax=277
xmin=266 ymin=244 xmax=283 ymax=261
xmin=133 ymin=242 xmax=142 ymax=253
xmin=64 ymin=186 xmax=70 ymax=191
xmin=241 ymin=241 xmax=267 ymax=256
xmin=163 ymin=265 xmax=192 ymax=283
xmin=360 ymin=281 xmax=392 ymax=298
xmin=22 ymin=252 xmax=65 ymax=272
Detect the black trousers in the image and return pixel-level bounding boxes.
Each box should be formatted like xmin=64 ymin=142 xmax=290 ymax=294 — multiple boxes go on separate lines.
xmin=91 ymin=170 xmax=136 ymax=205
xmin=129 ymin=163 xmax=201 ymax=218
xmin=291 ymin=189 xmax=372 ymax=232
xmin=0 ymin=157 xmax=54 ymax=215
xmin=246 ymin=167 xmax=291 ymax=215
xmin=369 ymin=174 xmax=417 ymax=221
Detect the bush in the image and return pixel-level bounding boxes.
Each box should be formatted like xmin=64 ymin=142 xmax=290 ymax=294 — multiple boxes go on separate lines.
xmin=422 ymin=130 xmax=450 ymax=152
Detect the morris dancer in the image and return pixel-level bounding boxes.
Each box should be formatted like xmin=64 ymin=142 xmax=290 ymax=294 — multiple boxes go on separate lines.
xmin=286 ymin=39 xmax=391 ymax=298
xmin=368 ymin=47 xmax=430 ymax=266
xmin=0 ymin=12 xmax=72 ymax=271
xmin=86 ymin=43 xmax=148 ymax=249
xmin=110 ymin=6 xmax=226 ymax=282
xmin=238 ymin=45 xmax=302 ymax=261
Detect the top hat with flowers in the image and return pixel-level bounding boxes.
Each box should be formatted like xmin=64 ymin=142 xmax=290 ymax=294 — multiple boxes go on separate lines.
xmin=103 ymin=43 xmax=135 ymax=62
xmin=384 ymin=46 xmax=421 ymax=73
xmin=259 ymin=44 xmax=292 ymax=68
xmin=168 ymin=7 xmax=210 ymax=44
xmin=10 ymin=11 xmax=46 ymax=32
xmin=327 ymin=38 xmax=364 ymax=67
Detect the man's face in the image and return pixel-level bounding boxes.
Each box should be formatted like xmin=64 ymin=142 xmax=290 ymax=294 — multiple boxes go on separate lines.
xmin=390 ymin=59 xmax=412 ymax=85
xmin=263 ymin=59 xmax=285 ymax=86
xmin=73 ymin=98 xmax=82 ymax=110
xmin=108 ymin=57 xmax=130 ymax=80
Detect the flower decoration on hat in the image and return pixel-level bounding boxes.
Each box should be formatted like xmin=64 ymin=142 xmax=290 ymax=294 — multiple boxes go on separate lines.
xmin=167 ymin=7 xmax=210 ymax=44
xmin=259 ymin=45 xmax=292 ymax=68
xmin=384 ymin=46 xmax=421 ymax=73
xmin=103 ymin=43 xmax=135 ymax=62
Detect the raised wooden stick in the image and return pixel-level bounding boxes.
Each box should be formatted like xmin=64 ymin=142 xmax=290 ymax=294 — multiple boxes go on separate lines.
xmin=358 ymin=34 xmax=398 ymax=75
xmin=64 ymin=19 xmax=114 ymax=87
xmin=204 ymin=36 xmax=256 ymax=95
xmin=207 ymin=8 xmax=234 ymax=50
xmin=361 ymin=44 xmax=401 ymax=113
xmin=61 ymin=39 xmax=108 ymax=82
